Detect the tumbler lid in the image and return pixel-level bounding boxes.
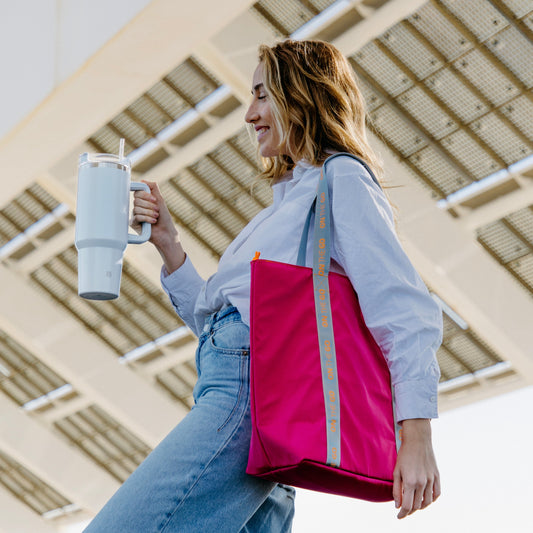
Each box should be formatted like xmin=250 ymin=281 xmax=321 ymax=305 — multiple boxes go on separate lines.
xmin=79 ymin=152 xmax=130 ymax=171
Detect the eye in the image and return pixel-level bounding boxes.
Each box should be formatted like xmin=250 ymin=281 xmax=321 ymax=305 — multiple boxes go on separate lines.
xmin=258 ymin=94 xmax=267 ymax=100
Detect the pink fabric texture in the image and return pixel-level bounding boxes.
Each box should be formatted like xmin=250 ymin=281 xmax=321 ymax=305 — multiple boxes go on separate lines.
xmin=246 ymin=259 xmax=397 ymax=502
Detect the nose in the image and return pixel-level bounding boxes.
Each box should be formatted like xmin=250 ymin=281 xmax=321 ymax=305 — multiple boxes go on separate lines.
xmin=245 ymin=100 xmax=259 ymax=124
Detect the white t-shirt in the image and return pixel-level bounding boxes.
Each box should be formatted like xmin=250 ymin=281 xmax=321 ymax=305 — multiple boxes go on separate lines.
xmin=161 ymin=155 xmax=442 ymax=421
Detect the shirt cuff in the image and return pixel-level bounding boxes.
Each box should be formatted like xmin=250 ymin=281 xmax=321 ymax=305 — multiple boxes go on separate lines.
xmin=393 ymin=379 xmax=439 ymax=422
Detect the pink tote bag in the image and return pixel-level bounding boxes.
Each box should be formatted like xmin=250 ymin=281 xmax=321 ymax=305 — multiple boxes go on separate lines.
xmin=246 ymin=154 xmax=399 ymax=502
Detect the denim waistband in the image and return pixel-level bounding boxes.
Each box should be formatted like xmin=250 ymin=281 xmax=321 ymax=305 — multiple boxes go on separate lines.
xmin=201 ymin=306 xmax=241 ymax=335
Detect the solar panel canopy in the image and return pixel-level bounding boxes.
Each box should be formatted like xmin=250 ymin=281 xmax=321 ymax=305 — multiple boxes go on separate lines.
xmin=0 ymin=0 xmax=532 ymax=529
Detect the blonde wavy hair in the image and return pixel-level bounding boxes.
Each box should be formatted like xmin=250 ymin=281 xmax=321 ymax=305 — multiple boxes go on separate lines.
xmin=255 ymin=39 xmax=382 ymax=184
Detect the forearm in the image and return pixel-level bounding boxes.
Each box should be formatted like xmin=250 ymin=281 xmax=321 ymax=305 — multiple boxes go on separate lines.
xmin=155 ymin=233 xmax=186 ymax=275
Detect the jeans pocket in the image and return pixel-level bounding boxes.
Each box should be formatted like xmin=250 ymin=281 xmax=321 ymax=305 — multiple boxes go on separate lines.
xmin=217 ymin=356 xmax=249 ymax=432
xmin=209 ymin=321 xmax=250 ymax=357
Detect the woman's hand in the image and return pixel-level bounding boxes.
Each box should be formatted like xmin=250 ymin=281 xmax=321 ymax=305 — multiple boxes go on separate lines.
xmin=131 ymin=181 xmax=186 ymax=274
xmin=392 ymin=418 xmax=440 ymax=519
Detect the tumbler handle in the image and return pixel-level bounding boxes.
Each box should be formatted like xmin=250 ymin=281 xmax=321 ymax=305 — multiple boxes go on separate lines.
xmin=128 ymin=182 xmax=152 ymax=244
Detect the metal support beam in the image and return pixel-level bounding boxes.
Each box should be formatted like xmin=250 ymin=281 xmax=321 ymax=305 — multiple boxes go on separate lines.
xmin=0 ymin=393 xmax=120 ymax=514
xmin=0 ymin=484 xmax=58 ymax=533
xmin=0 ymin=264 xmax=188 ymax=450
xmin=194 ymin=41 xmax=251 ymax=104
xmin=333 ymin=0 xmax=429 ymax=53
xmin=0 ymin=0 xmax=257 ymax=206
xmin=460 ymin=178 xmax=533 ymax=231
xmin=132 ymin=0 xmax=432 ymax=196
xmin=138 ymin=343 xmax=198 ymax=377
xmin=438 ymin=367 xmax=527 ymax=412
xmin=140 ymin=106 xmax=246 ymax=184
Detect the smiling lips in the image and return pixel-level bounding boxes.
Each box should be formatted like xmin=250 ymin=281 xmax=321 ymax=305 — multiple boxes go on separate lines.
xmin=255 ymin=125 xmax=269 ymax=142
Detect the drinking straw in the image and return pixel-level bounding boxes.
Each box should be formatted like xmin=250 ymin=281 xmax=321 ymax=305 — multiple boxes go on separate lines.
xmin=119 ymin=138 xmax=125 ymax=160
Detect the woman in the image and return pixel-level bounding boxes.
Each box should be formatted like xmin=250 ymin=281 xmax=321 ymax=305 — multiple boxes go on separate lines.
xmin=85 ymin=39 xmax=441 ymax=532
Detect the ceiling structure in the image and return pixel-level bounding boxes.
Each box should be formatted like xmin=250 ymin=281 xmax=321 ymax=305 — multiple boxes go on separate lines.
xmin=0 ymin=0 xmax=532 ymax=530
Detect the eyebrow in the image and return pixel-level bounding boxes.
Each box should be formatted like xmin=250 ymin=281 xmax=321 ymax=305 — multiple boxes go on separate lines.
xmin=251 ymin=82 xmax=264 ymax=94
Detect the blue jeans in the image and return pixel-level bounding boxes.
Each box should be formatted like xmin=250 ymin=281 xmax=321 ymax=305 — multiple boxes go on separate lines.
xmin=84 ymin=307 xmax=295 ymax=532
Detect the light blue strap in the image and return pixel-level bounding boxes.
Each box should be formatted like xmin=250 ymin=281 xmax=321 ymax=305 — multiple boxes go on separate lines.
xmin=296 ymin=153 xmax=381 ymax=267
xmin=296 ymin=208 xmax=313 ymax=266
xmin=312 ymin=164 xmax=341 ymax=467
xmin=302 ymin=153 xmax=401 ymax=465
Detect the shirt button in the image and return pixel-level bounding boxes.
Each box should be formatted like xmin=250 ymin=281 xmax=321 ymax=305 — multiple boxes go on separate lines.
xmin=430 ymin=396 xmax=436 ymax=402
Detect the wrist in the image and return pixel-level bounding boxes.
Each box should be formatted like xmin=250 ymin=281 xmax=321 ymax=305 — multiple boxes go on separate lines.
xmin=400 ymin=418 xmax=431 ymax=440
xmin=155 ymin=237 xmax=186 ymax=275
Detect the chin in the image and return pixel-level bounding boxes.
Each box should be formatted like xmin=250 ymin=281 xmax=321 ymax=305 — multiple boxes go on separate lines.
xmin=259 ymin=145 xmax=280 ymax=158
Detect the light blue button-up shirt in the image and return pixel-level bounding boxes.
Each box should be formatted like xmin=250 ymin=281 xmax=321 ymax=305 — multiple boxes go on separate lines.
xmin=162 ymin=155 xmax=442 ymax=421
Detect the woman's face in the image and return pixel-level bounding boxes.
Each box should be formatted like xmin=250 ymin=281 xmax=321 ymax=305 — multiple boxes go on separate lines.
xmin=245 ymin=63 xmax=286 ymax=158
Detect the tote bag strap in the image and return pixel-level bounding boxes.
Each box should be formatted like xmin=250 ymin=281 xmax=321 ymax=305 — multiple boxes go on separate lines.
xmin=296 ymin=153 xmax=380 ymax=266
xmin=310 ymin=159 xmax=342 ymax=466
xmin=297 ymin=153 xmax=401 ymax=465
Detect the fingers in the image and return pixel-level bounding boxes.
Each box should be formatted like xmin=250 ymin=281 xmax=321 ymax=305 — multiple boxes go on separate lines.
xmin=409 ymin=484 xmax=426 ymax=515
xmin=396 ymin=486 xmax=413 ymax=519
xmin=396 ymin=476 xmax=439 ymax=519
xmin=433 ymin=472 xmax=441 ymax=501
xmin=134 ymin=181 xmax=172 ymax=222
xmin=132 ymin=209 xmax=158 ymax=225
xmin=393 ymin=469 xmax=402 ymax=511
xmin=133 ymin=191 xmax=158 ymax=207
xmin=133 ymin=184 xmax=159 ymax=223
xmin=394 ymin=468 xmax=430 ymax=519
xmin=139 ymin=180 xmax=164 ymax=201
xmin=396 ymin=484 xmax=421 ymax=519
xmin=396 ymin=478 xmax=421 ymax=519
xmin=420 ymin=477 xmax=435 ymax=510
xmin=131 ymin=193 xmax=159 ymax=231
xmin=131 ymin=180 xmax=178 ymax=249
xmin=133 ymin=197 xmax=159 ymax=213
xmin=132 ymin=202 xmax=158 ymax=223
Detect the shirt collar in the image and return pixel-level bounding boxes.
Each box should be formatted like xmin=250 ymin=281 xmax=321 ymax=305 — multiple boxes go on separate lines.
xmin=292 ymin=159 xmax=317 ymax=183
xmin=272 ymin=160 xmax=321 ymax=204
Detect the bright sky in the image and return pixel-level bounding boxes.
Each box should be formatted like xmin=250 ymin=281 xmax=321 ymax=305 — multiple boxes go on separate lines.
xmin=292 ymin=386 xmax=533 ymax=533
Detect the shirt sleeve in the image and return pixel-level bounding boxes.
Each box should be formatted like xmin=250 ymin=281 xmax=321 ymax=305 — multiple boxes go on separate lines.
xmin=160 ymin=255 xmax=206 ymax=337
xmin=328 ymin=156 xmax=442 ymax=422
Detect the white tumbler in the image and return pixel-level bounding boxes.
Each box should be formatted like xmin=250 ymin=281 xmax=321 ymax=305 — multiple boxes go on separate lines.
xmin=75 ymin=152 xmax=151 ymax=300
